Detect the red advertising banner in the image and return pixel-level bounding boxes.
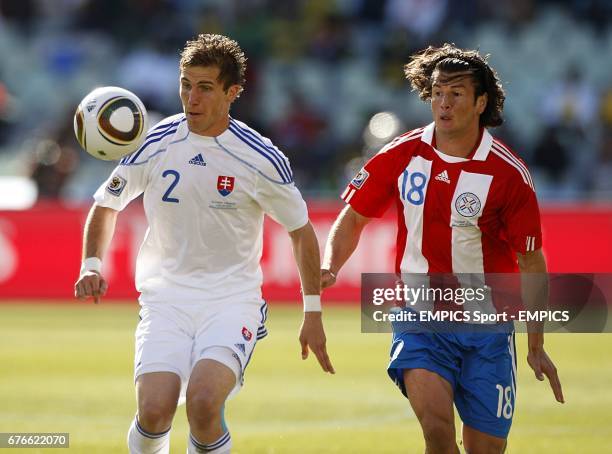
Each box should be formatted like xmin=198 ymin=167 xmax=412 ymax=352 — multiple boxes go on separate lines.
xmin=0 ymin=201 xmax=611 ymax=302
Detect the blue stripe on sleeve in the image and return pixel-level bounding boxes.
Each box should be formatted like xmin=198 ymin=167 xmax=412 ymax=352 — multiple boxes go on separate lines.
xmin=149 ymin=118 xmax=185 ymax=139
xmin=120 ymin=117 xmax=185 ymax=164
xmin=228 ymin=124 xmax=292 ymax=183
xmin=152 ymin=114 xmax=185 ymax=132
xmin=125 ymin=126 xmax=179 ymax=164
xmin=214 ymin=137 xmax=291 ymax=185
xmin=229 ymin=119 xmax=293 ymax=181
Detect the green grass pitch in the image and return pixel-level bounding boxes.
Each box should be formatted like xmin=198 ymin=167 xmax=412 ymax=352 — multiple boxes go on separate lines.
xmin=0 ymin=303 xmax=611 ymax=453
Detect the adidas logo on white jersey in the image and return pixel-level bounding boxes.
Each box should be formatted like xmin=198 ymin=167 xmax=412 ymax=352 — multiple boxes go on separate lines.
xmin=435 ymin=170 xmax=451 ymax=184
xmin=189 ymin=153 xmax=206 ymax=166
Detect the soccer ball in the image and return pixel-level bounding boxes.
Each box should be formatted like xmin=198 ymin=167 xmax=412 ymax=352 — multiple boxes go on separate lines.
xmin=74 ymin=86 xmax=148 ymax=161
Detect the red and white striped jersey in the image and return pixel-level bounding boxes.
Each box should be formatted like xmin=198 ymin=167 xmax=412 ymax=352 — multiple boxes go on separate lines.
xmin=342 ymin=122 xmax=541 ymax=274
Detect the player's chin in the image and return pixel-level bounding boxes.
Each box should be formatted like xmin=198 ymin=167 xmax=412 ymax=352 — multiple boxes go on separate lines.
xmin=186 ymin=115 xmax=204 ymax=131
xmin=435 ymin=118 xmax=454 ymax=129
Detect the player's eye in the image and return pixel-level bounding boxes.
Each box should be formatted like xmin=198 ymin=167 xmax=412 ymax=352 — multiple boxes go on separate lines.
xmin=181 ymin=82 xmax=191 ymax=90
xmin=453 ymin=92 xmax=462 ymax=96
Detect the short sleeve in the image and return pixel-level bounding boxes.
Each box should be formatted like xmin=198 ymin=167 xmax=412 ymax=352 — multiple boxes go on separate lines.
xmin=341 ymin=151 xmax=397 ymax=218
xmin=501 ymin=177 xmax=542 ymax=254
xmin=255 ymin=176 xmax=309 ymax=232
xmin=93 ymin=162 xmax=148 ymax=211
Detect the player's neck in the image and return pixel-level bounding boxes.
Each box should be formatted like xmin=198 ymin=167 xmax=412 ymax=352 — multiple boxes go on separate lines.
xmin=190 ymin=115 xmax=231 ymax=137
xmin=434 ymin=124 xmax=481 ymax=159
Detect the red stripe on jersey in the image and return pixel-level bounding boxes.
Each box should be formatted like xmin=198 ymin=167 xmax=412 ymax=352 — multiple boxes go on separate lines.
xmin=421 ymin=160 xmax=456 ymax=273
xmin=379 ymin=130 xmax=424 ymax=154
xmin=398 ymin=127 xmax=425 ymax=139
xmin=492 ymin=140 xmax=534 ymax=189
xmin=478 ymin=186 xmax=520 ymax=273
xmin=394 ymin=196 xmax=408 ymax=274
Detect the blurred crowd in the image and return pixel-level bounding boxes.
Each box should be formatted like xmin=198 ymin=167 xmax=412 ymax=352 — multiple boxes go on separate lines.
xmin=0 ymin=0 xmax=611 ymax=202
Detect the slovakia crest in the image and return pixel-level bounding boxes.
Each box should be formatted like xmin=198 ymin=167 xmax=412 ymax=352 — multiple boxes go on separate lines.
xmin=217 ymin=175 xmax=235 ymax=197
xmin=242 ymin=326 xmax=252 ymax=341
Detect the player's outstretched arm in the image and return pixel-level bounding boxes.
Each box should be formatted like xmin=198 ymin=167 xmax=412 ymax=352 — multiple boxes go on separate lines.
xmin=321 ymin=206 xmax=371 ymax=289
xmin=74 ymin=204 xmax=119 ymax=304
xmin=518 ymin=248 xmax=565 ymax=403
xmin=289 ymin=221 xmax=335 ymax=374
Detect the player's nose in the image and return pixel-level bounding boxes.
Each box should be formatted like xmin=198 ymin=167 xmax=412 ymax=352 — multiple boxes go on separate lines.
xmin=188 ymin=91 xmax=202 ymax=106
xmin=440 ymin=94 xmax=452 ymax=109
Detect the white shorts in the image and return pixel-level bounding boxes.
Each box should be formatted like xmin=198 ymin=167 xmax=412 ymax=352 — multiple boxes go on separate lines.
xmin=134 ymin=299 xmax=268 ymax=400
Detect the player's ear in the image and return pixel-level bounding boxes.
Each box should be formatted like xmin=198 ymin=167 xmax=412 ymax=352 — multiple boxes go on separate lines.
xmin=477 ymin=93 xmax=488 ymax=114
xmin=227 ymin=85 xmax=242 ymax=103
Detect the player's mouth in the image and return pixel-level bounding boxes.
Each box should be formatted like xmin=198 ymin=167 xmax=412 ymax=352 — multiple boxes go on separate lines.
xmin=438 ymin=115 xmax=453 ymax=125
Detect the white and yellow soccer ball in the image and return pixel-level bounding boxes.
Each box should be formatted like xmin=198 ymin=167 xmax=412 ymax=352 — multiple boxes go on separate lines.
xmin=74 ymin=86 xmax=148 ymax=161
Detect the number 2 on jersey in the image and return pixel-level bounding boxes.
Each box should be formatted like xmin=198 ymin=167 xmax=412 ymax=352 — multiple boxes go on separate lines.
xmin=162 ymin=170 xmax=180 ymax=203
xmin=400 ymin=170 xmax=427 ymax=205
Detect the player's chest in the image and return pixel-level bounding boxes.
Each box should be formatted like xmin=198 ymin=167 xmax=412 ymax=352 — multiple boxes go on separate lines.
xmin=146 ymin=147 xmax=255 ymax=210
xmin=396 ymin=156 xmax=503 ymax=226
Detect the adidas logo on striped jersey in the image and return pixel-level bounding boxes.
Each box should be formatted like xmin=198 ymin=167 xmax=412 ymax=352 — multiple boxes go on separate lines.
xmin=435 ymin=170 xmax=451 ymax=183
xmin=189 ymin=153 xmax=206 ymax=166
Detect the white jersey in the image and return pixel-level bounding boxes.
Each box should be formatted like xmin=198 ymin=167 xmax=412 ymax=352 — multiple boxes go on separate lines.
xmin=94 ymin=114 xmax=308 ymax=304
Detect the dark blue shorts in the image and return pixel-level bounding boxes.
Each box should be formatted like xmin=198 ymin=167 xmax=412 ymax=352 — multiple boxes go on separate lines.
xmin=387 ymin=330 xmax=517 ymax=438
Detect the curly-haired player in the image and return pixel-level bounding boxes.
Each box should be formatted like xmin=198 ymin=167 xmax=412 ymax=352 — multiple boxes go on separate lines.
xmin=322 ymin=43 xmax=563 ymax=453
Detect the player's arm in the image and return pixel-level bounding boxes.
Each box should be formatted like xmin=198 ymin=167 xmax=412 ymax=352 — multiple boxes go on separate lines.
xmin=322 ymin=146 xmax=396 ymax=288
xmin=74 ymin=204 xmax=119 ymax=304
xmin=321 ymin=206 xmax=372 ymax=289
xmin=517 ymin=248 xmax=564 ymax=403
xmin=289 ymin=221 xmax=335 ymax=374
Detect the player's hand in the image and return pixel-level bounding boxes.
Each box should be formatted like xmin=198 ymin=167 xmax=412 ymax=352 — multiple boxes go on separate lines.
xmin=299 ymin=312 xmax=335 ymax=374
xmin=74 ymin=271 xmax=108 ymax=304
xmin=320 ymin=269 xmax=336 ymax=290
xmin=527 ymin=346 xmax=564 ymax=403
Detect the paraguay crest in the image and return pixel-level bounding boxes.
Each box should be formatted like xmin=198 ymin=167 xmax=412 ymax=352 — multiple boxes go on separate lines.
xmin=455 ymin=192 xmax=481 ymax=217
xmin=217 ymin=175 xmax=235 ymax=197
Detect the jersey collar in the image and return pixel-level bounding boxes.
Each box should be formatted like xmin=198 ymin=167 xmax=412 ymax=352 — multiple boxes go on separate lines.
xmin=421 ymin=122 xmax=492 ymax=162
xmin=187 ymin=127 xmax=233 ymax=145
